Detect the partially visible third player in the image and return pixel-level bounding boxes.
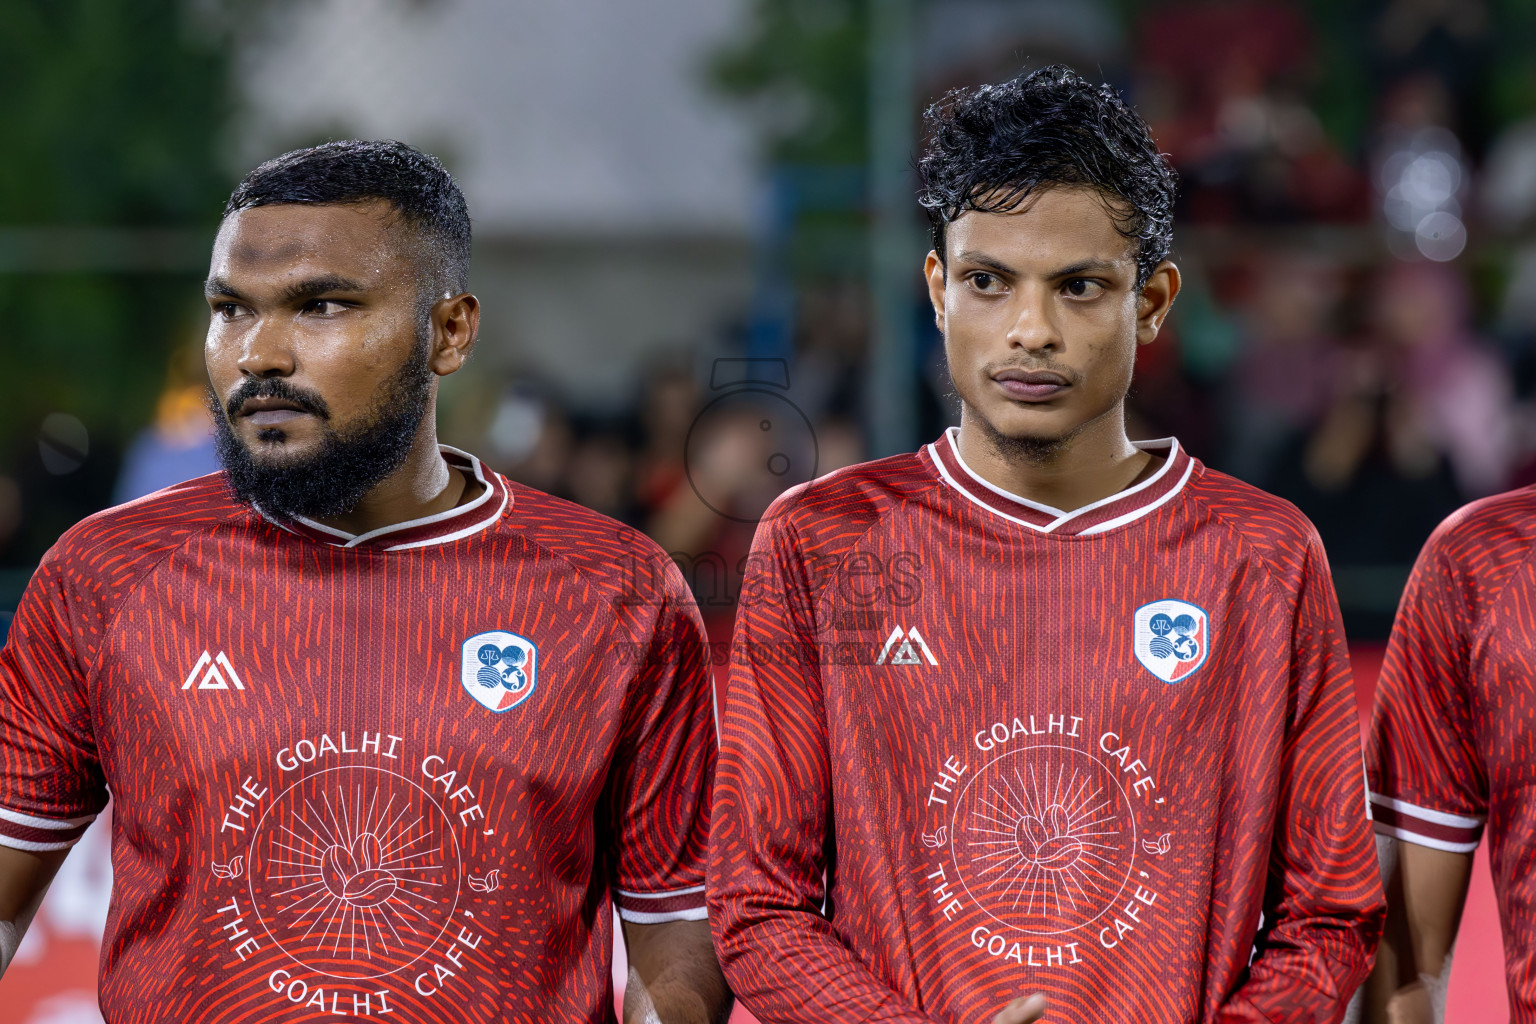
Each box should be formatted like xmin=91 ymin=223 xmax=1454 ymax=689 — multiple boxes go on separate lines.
xmin=1364 ymin=482 xmax=1536 ymax=1021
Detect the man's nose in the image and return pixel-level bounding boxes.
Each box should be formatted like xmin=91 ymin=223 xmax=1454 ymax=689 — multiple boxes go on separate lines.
xmin=236 ymin=317 xmax=296 ymax=379
xmin=1005 ymin=283 xmax=1062 ymax=353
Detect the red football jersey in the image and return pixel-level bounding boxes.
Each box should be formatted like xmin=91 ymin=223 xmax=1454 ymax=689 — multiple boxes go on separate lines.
xmin=0 ymin=447 xmax=714 ymax=1024
xmin=1368 ymin=485 xmax=1536 ymax=1016
xmin=710 ymin=429 xmax=1384 ymax=1024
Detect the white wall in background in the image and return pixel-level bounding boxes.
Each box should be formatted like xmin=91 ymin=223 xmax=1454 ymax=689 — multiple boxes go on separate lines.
xmin=232 ymin=0 xmax=758 ymax=236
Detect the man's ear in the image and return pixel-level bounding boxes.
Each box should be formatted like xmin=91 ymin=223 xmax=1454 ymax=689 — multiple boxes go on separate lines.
xmin=924 ymin=251 xmax=947 ymax=331
xmin=429 ymin=292 xmax=480 ymax=376
xmin=1136 ymin=261 xmax=1181 ymax=346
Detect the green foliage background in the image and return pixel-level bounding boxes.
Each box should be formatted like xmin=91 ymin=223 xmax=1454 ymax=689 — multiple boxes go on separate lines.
xmin=0 ymin=0 xmax=233 ymax=564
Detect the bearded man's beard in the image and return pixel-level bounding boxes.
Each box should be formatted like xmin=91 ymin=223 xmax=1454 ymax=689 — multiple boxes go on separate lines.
xmin=210 ymin=336 xmax=434 ymax=522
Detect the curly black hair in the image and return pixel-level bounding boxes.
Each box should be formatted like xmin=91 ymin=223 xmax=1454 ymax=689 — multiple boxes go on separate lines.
xmin=225 ymin=140 xmax=472 ymax=297
xmin=918 ymin=64 xmax=1176 ymax=287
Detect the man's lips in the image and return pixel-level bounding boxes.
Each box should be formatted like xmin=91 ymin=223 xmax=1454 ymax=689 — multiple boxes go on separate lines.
xmin=991 ymin=368 xmax=1071 ymax=401
xmin=237 ymin=396 xmax=316 ymax=426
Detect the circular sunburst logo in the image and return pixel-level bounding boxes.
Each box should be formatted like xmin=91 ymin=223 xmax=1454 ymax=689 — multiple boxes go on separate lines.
xmin=950 ymin=744 xmax=1135 ymax=936
xmin=247 ymin=764 xmax=461 ymax=979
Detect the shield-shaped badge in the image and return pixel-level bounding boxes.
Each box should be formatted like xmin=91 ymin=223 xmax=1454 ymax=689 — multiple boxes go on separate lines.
xmin=460 ymin=630 xmax=538 ymax=712
xmin=1133 ymin=599 xmax=1210 ymax=683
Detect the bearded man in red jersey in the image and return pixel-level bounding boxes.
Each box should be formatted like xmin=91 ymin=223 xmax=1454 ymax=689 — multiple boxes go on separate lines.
xmin=708 ymin=65 xmax=1384 ymax=1024
xmin=0 ymin=141 xmax=728 ymax=1024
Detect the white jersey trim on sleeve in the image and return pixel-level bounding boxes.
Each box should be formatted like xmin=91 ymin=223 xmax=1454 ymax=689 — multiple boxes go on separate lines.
xmin=0 ymin=806 xmax=97 ymax=830
xmin=614 ymin=884 xmax=707 ymax=900
xmin=0 ymin=832 xmax=80 ymax=852
xmin=616 ymin=905 xmax=710 ymax=924
xmin=1369 ymin=794 xmax=1484 ymax=828
xmin=1373 ymin=823 xmax=1480 ymax=854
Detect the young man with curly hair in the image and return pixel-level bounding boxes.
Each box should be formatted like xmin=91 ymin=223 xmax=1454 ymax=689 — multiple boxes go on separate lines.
xmin=709 ymin=65 xmax=1384 ymax=1024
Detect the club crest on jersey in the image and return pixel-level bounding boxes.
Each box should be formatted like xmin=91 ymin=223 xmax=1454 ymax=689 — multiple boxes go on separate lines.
xmin=459 ymin=630 xmax=538 ymax=712
xmin=1133 ymin=599 xmax=1209 ymax=683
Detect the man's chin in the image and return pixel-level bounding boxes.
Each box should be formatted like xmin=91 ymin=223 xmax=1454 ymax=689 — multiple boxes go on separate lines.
xmin=241 ymin=442 xmax=323 ymax=470
xmin=243 ymin=424 xmax=325 ymax=452
xmin=974 ymin=404 xmax=1080 ymax=448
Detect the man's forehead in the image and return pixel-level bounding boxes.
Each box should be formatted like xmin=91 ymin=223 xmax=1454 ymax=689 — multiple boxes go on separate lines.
xmin=948 ymin=187 xmax=1136 ymax=268
xmin=210 ymin=200 xmax=408 ymax=280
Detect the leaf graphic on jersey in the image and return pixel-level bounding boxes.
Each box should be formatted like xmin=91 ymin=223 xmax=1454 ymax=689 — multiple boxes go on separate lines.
xmin=1141 ymin=833 xmax=1172 ymax=856
xmin=921 ymin=827 xmax=948 ymax=849
xmin=1149 ymin=636 xmax=1173 ymax=659
xmin=210 ymin=855 xmax=243 ymax=879
xmin=467 ymin=869 xmax=501 ymax=892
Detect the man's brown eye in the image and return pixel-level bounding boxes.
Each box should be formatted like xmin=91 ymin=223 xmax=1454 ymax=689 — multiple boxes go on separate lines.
xmin=973 ymin=273 xmax=996 ymax=291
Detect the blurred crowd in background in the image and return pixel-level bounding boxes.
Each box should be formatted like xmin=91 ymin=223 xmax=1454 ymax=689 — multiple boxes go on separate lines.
xmin=3 ymin=1 xmax=1536 ymax=1020
xmin=6 ymin=0 xmax=1536 ymax=648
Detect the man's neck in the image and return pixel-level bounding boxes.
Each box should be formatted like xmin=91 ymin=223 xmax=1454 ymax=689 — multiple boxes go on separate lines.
xmin=310 ymin=431 xmax=481 ymax=537
xmin=955 ymin=409 xmax=1156 ymax=513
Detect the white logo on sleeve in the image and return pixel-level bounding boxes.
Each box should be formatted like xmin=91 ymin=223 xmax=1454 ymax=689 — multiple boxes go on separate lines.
xmin=876 ymin=626 xmax=938 ymax=666
xmin=181 ymin=650 xmax=246 ymax=691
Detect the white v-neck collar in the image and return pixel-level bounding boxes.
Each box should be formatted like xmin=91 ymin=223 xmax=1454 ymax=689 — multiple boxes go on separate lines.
xmin=925 ymin=427 xmax=1195 ymax=536
xmin=256 ymin=446 xmax=510 ymax=551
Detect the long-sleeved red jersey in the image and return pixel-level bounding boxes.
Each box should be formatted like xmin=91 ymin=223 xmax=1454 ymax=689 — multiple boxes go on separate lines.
xmin=0 ymin=448 xmax=714 ymax=1024
xmin=709 ymin=429 xmax=1384 ymax=1024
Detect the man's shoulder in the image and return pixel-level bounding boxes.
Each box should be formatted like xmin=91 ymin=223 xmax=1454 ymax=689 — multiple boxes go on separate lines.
xmin=501 ymin=479 xmax=677 ymax=588
xmin=44 ymin=473 xmax=243 ymax=576
xmin=1403 ymin=486 xmax=1536 ymax=615
xmin=1186 ymin=463 xmax=1320 ymax=546
xmin=1426 ymin=484 xmax=1536 ymax=564
xmin=761 ymin=450 xmax=936 ymax=546
xmin=1182 ymin=464 xmax=1325 ymax=588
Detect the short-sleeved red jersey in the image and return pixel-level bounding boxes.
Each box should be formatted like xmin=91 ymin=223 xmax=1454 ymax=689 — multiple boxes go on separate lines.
xmin=0 ymin=447 xmax=714 ymax=1024
xmin=1368 ymin=485 xmax=1536 ymax=1016
xmin=710 ymin=429 xmax=1384 ymax=1024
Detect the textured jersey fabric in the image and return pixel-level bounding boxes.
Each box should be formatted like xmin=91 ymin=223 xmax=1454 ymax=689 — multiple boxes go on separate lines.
xmin=0 ymin=447 xmax=714 ymax=1024
xmin=1368 ymin=485 xmax=1536 ymax=1016
xmin=710 ymin=428 xmax=1384 ymax=1024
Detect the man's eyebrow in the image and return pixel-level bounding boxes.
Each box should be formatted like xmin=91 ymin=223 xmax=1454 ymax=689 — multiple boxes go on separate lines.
xmin=953 ymin=250 xmax=1016 ymax=276
xmin=1049 ymin=258 xmax=1124 ymax=278
xmin=277 ymin=274 xmax=369 ymax=304
xmin=204 ymin=274 xmax=370 ymax=304
xmin=204 ymin=276 xmax=247 ymax=301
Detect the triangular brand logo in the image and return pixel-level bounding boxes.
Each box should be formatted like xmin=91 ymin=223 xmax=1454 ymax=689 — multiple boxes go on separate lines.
xmin=181 ymin=650 xmax=246 ymax=691
xmin=876 ymin=626 xmax=938 ymax=666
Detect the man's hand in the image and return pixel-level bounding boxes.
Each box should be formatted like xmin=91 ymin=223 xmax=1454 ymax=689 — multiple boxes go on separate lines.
xmin=0 ymin=844 xmax=69 ymax=976
xmin=993 ymin=993 xmax=1047 ymax=1023
xmin=621 ymin=918 xmax=730 ymax=1024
